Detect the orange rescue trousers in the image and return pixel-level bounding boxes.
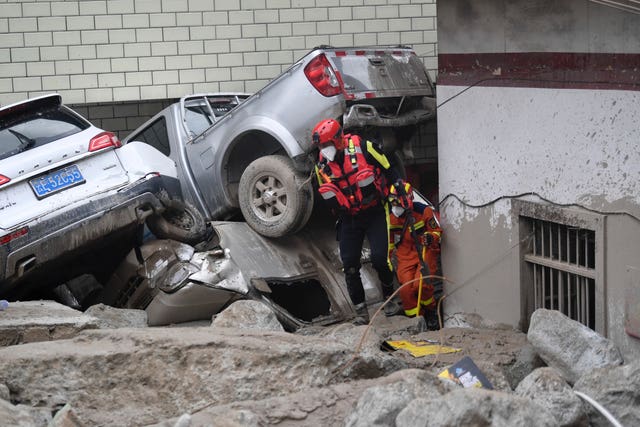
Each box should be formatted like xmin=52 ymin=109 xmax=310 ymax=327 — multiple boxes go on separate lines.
xmin=397 ymin=247 xmax=440 ymax=317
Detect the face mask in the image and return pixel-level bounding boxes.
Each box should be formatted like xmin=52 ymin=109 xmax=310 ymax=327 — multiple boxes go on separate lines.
xmin=320 ymin=145 xmax=337 ymax=161
xmin=392 ymin=205 xmax=405 ymax=217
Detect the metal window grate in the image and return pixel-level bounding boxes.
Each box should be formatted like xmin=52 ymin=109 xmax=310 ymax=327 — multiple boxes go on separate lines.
xmin=524 ymin=219 xmax=596 ymax=329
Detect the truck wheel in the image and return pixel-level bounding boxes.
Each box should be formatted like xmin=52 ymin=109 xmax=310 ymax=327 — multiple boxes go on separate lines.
xmin=147 ymin=199 xmax=208 ymax=245
xmin=239 ymin=155 xmax=314 ymax=238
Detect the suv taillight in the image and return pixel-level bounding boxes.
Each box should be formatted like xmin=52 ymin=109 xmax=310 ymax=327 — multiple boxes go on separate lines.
xmin=304 ymin=54 xmax=342 ymax=97
xmin=0 ymin=175 xmax=10 ymax=186
xmin=88 ymin=131 xmax=121 ymax=152
xmin=0 ymin=227 xmax=28 ymax=245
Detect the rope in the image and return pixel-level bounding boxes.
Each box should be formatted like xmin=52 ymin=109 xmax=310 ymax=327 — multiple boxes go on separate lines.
xmin=298 ymin=167 xmax=315 ymax=190
xmin=574 ymin=391 xmax=623 ymax=427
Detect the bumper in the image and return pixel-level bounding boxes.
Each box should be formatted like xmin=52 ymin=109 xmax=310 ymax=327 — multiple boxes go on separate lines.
xmin=0 ymin=174 xmax=181 ymax=293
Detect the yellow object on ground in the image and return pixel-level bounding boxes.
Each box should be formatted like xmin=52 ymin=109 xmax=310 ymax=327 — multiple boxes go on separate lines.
xmin=383 ymin=340 xmax=461 ymax=357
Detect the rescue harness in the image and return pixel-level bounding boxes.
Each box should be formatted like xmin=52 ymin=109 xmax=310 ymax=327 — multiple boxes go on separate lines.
xmin=316 ymin=135 xmax=388 ymax=215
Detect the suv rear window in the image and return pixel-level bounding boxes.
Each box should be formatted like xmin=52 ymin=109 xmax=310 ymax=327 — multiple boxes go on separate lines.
xmin=0 ymin=106 xmax=89 ymax=160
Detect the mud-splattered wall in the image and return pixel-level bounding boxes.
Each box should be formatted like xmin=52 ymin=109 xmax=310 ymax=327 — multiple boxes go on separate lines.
xmin=436 ymin=0 xmax=640 ymax=359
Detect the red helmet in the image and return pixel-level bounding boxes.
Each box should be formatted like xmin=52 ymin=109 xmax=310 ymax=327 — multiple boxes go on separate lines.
xmin=312 ymin=119 xmax=344 ymax=150
xmin=389 ymin=181 xmax=414 ymax=211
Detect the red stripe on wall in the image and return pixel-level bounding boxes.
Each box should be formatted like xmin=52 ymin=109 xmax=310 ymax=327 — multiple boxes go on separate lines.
xmin=438 ymin=53 xmax=640 ymax=91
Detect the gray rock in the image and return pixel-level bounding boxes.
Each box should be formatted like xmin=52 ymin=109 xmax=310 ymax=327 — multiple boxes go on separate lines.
xmin=505 ymin=343 xmax=546 ymax=389
xmin=396 ymin=388 xmax=557 ymax=427
xmin=473 ymin=360 xmax=512 ymax=392
xmin=50 ymin=403 xmax=85 ymax=427
xmin=515 ymin=367 xmax=588 ymax=426
xmin=527 ymin=309 xmax=623 ymax=383
xmin=0 ymin=326 xmax=395 ymax=426
xmin=177 ymin=409 xmax=261 ymax=427
xmin=0 ymin=300 xmax=98 ymax=346
xmin=0 ymin=398 xmax=51 ymax=427
xmin=211 ymin=300 xmax=284 ymax=332
xmin=84 ymin=304 xmax=148 ymax=329
xmin=154 ymin=375 xmax=387 ymax=427
xmin=344 ymin=369 xmax=448 ymax=427
xmin=574 ymin=359 xmax=640 ymax=427
xmin=0 ymin=382 xmax=9 ymax=401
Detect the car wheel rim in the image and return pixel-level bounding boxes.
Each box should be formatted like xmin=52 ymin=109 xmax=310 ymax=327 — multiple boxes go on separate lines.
xmin=252 ymin=174 xmax=287 ymax=221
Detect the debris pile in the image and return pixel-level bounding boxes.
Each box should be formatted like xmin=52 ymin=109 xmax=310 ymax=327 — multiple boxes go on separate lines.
xmin=0 ymin=302 xmax=637 ymax=427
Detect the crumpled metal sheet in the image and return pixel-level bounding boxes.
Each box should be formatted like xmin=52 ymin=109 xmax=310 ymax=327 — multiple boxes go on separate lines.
xmin=213 ymin=221 xmax=319 ymax=281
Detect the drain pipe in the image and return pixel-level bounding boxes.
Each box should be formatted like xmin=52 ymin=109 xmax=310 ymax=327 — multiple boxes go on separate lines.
xmin=574 ymin=390 xmax=623 ymax=427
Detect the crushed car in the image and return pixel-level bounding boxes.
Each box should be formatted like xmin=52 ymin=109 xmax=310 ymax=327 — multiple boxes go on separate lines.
xmin=99 ymin=214 xmax=376 ymax=329
xmin=0 ymin=94 xmax=207 ymax=304
xmin=123 ymin=45 xmax=436 ymax=238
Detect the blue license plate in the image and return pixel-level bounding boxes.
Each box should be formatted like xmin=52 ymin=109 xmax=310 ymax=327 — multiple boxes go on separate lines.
xmin=29 ymin=164 xmax=85 ymax=199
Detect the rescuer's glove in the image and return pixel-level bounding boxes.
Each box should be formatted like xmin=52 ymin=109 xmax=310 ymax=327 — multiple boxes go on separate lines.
xmin=421 ymin=231 xmax=441 ymax=249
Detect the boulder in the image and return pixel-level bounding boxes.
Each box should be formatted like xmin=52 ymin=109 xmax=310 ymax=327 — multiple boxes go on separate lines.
xmin=472 ymin=360 xmax=512 ymax=392
xmin=344 ymin=369 xmax=450 ymax=427
xmin=515 ymin=367 xmax=588 ymax=426
xmin=84 ymin=304 xmax=148 ymax=329
xmin=0 ymin=300 xmax=98 ymax=346
xmin=50 ymin=403 xmax=85 ymax=427
xmin=0 ymin=398 xmax=51 ymax=427
xmin=211 ymin=300 xmax=284 ymax=332
xmin=527 ymin=309 xmax=623 ymax=383
xmin=396 ymin=388 xmax=557 ymax=427
xmin=0 ymin=383 xmax=9 ymax=401
xmin=505 ymin=343 xmax=546 ymax=389
xmin=574 ymin=360 xmax=640 ymax=427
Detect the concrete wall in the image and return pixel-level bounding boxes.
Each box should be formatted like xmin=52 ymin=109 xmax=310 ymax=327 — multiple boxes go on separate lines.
xmin=437 ymin=0 xmax=640 ymax=359
xmin=0 ymin=0 xmax=438 ymax=136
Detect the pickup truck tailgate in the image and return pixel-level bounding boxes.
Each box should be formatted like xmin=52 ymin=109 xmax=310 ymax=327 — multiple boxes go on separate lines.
xmin=324 ymin=48 xmax=434 ymax=99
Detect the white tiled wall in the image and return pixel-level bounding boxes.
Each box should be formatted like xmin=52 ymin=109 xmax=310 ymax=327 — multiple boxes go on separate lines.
xmin=0 ymin=0 xmax=437 ymax=136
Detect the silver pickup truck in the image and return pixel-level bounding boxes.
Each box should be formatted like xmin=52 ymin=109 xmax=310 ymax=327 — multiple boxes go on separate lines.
xmin=124 ymin=45 xmax=436 ymax=238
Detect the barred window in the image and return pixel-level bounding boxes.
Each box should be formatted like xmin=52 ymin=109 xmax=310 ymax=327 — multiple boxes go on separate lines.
xmin=525 ymin=219 xmax=596 ymax=329
xmin=515 ymin=201 xmax=605 ymax=334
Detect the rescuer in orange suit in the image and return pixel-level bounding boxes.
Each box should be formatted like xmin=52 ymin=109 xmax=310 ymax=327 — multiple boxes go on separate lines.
xmin=388 ymin=181 xmax=443 ymax=330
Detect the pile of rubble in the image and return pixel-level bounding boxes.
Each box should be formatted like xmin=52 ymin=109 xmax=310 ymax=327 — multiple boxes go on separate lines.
xmin=0 ymin=301 xmax=638 ymax=426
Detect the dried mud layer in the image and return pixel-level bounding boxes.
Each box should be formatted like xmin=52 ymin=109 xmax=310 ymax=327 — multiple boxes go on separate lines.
xmin=385 ymin=326 xmax=528 ymax=369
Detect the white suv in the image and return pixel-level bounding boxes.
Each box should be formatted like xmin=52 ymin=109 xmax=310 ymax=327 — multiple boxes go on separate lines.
xmin=0 ymin=94 xmax=205 ymax=302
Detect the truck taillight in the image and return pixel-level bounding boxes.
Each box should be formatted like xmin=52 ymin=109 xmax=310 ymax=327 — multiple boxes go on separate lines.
xmin=0 ymin=175 xmax=9 ymax=186
xmin=304 ymin=54 xmax=342 ymax=97
xmin=0 ymin=227 xmax=28 ymax=245
xmin=88 ymin=131 xmax=122 ymax=152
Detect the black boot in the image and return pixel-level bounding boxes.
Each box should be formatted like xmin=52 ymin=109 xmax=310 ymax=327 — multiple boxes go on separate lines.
xmin=424 ymin=309 xmax=440 ymax=331
xmin=380 ymin=282 xmax=402 ymax=317
xmin=353 ymin=302 xmax=370 ymax=325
